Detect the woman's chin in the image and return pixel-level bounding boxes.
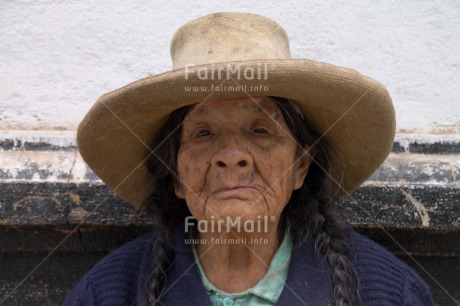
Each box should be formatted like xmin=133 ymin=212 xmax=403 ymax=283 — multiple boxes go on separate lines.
xmin=203 ymin=201 xmax=267 ymax=221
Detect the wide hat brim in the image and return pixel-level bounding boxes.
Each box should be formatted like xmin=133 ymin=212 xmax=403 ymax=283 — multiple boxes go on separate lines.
xmin=77 ymin=59 xmax=395 ymax=209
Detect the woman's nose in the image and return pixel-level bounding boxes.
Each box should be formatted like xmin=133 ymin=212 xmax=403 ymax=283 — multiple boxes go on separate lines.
xmin=211 ymin=135 xmax=253 ymax=170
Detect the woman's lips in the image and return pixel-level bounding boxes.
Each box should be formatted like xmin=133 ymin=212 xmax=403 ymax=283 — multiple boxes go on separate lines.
xmin=211 ymin=186 xmax=256 ymax=194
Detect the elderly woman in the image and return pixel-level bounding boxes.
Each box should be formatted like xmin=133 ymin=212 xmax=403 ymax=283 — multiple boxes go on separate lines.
xmin=64 ymin=13 xmax=434 ymax=306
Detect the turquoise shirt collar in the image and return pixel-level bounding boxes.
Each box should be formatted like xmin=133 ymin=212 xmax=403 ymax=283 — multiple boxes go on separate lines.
xmin=191 ymin=228 xmax=293 ymax=305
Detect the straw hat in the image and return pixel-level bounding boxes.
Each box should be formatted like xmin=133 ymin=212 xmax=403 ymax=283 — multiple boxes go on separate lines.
xmin=77 ymin=12 xmax=395 ymax=209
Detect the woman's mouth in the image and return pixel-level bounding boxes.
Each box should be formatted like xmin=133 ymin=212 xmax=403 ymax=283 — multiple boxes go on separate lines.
xmin=212 ymin=186 xmax=256 ymax=194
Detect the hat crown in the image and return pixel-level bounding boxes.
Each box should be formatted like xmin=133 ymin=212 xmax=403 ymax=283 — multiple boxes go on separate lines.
xmin=170 ymin=13 xmax=292 ymax=69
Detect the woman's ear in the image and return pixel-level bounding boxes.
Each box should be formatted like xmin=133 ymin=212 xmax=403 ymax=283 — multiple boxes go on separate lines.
xmin=293 ymin=145 xmax=316 ymax=190
xmin=174 ymin=179 xmax=185 ymax=199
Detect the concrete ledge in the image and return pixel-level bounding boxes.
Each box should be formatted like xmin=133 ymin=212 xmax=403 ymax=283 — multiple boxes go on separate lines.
xmin=1 ymin=131 xmax=459 ymax=185
xmin=1 ymin=131 xmax=459 ymax=230
xmin=2 ymin=131 xmax=460 ymax=153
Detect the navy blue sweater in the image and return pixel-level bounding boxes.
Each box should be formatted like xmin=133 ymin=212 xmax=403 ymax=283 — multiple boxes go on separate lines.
xmin=63 ymin=226 xmax=434 ymax=305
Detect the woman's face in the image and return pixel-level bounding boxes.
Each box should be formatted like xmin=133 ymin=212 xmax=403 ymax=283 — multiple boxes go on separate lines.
xmin=175 ymin=96 xmax=314 ymax=225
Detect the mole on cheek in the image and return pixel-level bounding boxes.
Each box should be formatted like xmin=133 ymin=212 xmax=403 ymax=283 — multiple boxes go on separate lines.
xmin=279 ymin=176 xmax=285 ymax=184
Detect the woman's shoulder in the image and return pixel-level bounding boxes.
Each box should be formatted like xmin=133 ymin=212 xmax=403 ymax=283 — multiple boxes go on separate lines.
xmin=62 ymin=232 xmax=156 ymax=306
xmin=83 ymin=231 xmax=155 ymax=280
xmin=346 ymin=229 xmax=417 ymax=275
xmin=345 ymin=229 xmax=434 ymax=305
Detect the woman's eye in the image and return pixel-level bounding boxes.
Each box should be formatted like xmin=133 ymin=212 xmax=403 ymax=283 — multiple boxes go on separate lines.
xmin=196 ymin=129 xmax=212 ymax=137
xmin=253 ymin=127 xmax=269 ymax=135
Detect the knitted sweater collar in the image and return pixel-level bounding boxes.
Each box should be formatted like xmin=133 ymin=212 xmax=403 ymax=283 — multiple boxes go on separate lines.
xmin=136 ymin=221 xmax=333 ymax=305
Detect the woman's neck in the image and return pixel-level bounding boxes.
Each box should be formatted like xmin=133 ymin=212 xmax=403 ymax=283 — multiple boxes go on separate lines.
xmin=195 ymin=222 xmax=283 ymax=293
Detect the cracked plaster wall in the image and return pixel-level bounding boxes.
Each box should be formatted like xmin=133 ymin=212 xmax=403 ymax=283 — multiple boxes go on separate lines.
xmin=1 ymin=1 xmax=459 ymax=132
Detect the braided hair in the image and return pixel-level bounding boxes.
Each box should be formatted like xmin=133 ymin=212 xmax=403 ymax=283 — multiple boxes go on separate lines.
xmin=143 ymin=97 xmax=360 ymax=305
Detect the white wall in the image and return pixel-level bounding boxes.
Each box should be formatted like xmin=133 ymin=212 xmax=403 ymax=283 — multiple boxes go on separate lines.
xmin=1 ymin=0 xmax=459 ymax=132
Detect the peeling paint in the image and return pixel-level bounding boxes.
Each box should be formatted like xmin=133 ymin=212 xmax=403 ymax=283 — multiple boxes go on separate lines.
xmin=401 ymin=190 xmax=430 ymax=226
xmin=0 ymin=131 xmax=76 ymax=151
xmin=68 ymin=207 xmax=87 ymax=219
xmin=367 ymin=153 xmax=460 ymax=187
xmin=393 ymin=134 xmax=460 ymax=154
xmin=0 ymin=151 xmax=100 ymax=184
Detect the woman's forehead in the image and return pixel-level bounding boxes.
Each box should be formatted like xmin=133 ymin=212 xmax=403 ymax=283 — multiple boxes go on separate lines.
xmin=185 ymin=96 xmax=281 ymax=118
